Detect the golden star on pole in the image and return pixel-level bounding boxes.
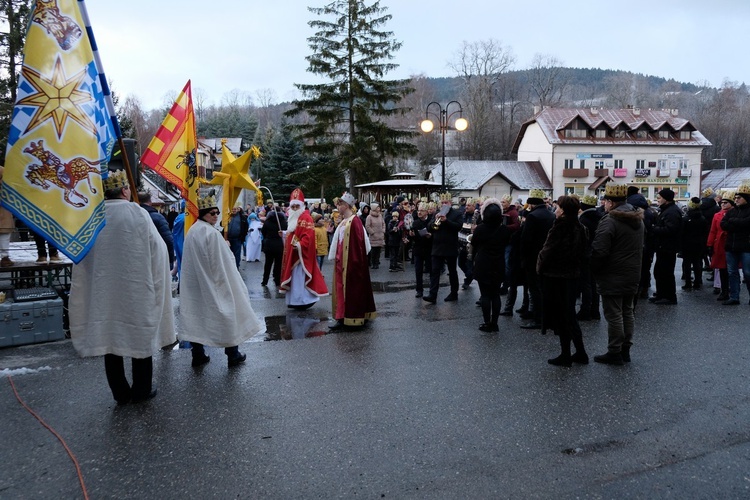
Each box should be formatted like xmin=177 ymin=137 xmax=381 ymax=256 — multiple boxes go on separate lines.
xmin=18 ymin=56 xmax=96 ymax=138
xmin=208 ymin=140 xmax=262 ymax=229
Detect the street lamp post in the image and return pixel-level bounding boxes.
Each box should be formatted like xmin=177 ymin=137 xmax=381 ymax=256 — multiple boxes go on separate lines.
xmin=420 ymin=101 xmax=468 ymax=191
xmin=712 ymin=158 xmax=727 ymax=188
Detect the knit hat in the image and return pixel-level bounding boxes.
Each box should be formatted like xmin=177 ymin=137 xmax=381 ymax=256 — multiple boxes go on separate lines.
xmin=687 ymin=197 xmax=701 ymax=210
xmin=657 ymin=188 xmax=675 ymax=202
xmin=580 ymin=194 xmax=598 ymax=208
xmin=527 ymin=188 xmax=546 ymax=204
xmin=603 ymin=183 xmax=628 ymax=201
xmin=102 ymin=169 xmax=129 ymax=191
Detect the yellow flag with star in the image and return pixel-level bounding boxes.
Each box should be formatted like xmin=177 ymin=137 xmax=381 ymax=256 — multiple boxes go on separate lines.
xmin=1 ymin=0 xmax=115 ymax=264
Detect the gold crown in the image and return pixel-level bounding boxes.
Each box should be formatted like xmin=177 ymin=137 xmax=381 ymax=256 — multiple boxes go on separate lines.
xmin=604 ymin=183 xmax=628 ymax=199
xmin=501 ymin=194 xmax=513 ymax=202
xmin=439 ymin=192 xmax=452 ymax=202
xmin=528 ymin=188 xmax=546 ymax=199
xmin=581 ymin=194 xmax=598 ymax=206
xmin=465 ymin=197 xmax=474 ymax=206
xmin=102 ymin=169 xmax=129 ymax=191
xmin=427 ymin=202 xmax=437 ymax=210
xmin=701 ymin=187 xmax=714 ymax=197
xmin=198 ymin=195 xmax=217 ymax=210
xmin=721 ymin=190 xmax=736 ymax=201
xmin=737 ymin=181 xmax=750 ymax=195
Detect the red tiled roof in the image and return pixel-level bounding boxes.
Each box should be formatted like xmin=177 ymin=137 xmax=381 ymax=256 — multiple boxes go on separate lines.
xmin=512 ymin=107 xmax=712 ymax=152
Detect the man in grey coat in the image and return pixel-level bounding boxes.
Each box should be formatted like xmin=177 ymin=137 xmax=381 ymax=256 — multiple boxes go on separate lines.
xmin=590 ymin=184 xmax=645 ymax=366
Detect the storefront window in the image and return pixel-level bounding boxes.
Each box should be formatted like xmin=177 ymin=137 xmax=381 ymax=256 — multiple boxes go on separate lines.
xmin=564 ymin=185 xmax=585 ymax=197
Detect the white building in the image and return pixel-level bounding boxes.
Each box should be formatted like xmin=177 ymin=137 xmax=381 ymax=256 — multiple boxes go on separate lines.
xmin=512 ymin=107 xmax=712 ymax=201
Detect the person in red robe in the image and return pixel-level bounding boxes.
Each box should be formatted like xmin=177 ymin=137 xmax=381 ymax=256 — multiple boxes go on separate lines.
xmin=280 ymin=188 xmax=329 ymax=309
xmin=328 ymin=192 xmax=377 ymax=330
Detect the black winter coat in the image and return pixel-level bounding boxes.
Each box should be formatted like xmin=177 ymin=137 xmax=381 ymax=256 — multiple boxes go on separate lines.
xmin=520 ymin=204 xmax=555 ymax=271
xmin=536 ymin=215 xmax=587 ymax=279
xmin=681 ymin=208 xmax=707 ymax=257
xmin=410 ymin=215 xmax=432 ymax=258
xmin=471 ymin=203 xmax=509 ymax=285
xmin=429 ymin=207 xmax=462 ymax=257
xmin=260 ymin=211 xmax=287 ymax=254
xmin=721 ymin=203 xmax=750 ymax=253
xmin=652 ymin=202 xmax=683 ymax=253
xmin=591 ymin=204 xmax=644 ymax=295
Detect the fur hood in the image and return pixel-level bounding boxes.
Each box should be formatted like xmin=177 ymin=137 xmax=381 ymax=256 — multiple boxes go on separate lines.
xmin=608 ymin=204 xmax=643 ymax=230
xmin=480 ymin=197 xmax=502 ymax=220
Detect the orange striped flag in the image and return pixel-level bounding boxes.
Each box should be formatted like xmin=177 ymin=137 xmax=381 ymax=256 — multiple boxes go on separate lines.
xmin=141 ymin=80 xmax=199 ymax=232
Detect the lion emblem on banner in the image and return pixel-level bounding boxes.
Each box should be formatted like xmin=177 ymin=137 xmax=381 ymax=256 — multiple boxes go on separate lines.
xmin=31 ymin=0 xmax=82 ymax=51
xmin=23 ymin=140 xmax=101 ymax=208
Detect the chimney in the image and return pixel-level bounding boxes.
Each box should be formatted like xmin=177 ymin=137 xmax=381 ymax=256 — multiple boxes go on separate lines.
xmin=590 ymin=107 xmax=598 ymax=115
xmin=633 ymin=107 xmax=641 ymax=116
xmin=671 ymin=108 xmax=679 ymax=116
xmin=533 ymin=105 xmax=541 ymax=115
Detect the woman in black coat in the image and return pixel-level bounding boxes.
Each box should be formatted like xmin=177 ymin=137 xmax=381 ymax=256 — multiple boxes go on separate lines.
xmin=260 ymin=210 xmax=287 ymax=286
xmin=471 ymin=199 xmax=510 ymax=332
xmin=537 ymin=195 xmax=588 ymax=366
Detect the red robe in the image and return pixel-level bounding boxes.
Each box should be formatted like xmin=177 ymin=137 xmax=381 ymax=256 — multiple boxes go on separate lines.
xmin=332 ymin=214 xmax=376 ymax=325
xmin=280 ymin=210 xmax=329 ymax=296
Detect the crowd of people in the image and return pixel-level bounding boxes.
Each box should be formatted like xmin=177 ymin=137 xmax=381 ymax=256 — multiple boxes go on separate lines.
xmin=66 ymin=173 xmax=750 ymax=404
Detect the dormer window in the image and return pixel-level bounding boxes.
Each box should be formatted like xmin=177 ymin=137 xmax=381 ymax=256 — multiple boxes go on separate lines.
xmin=658 ymin=130 xmax=670 ymax=139
xmin=679 ymin=130 xmax=691 ymax=140
xmin=564 ymin=129 xmax=587 ymax=138
xmin=594 ymin=129 xmax=607 ymax=138
xmin=613 ymin=129 xmax=627 ymax=138
xmin=636 ymin=130 xmax=648 ymax=139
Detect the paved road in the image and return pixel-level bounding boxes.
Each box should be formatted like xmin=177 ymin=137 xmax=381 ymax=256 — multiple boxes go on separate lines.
xmin=1 ymin=260 xmax=749 ymax=498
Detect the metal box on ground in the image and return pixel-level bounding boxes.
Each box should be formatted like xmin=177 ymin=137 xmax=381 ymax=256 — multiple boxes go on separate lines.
xmin=0 ymin=298 xmax=65 ymax=347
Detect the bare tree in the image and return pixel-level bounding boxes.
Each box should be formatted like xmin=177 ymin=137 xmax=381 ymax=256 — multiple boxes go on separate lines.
xmin=527 ymin=54 xmax=570 ymax=108
xmin=449 ymin=39 xmax=516 ymax=160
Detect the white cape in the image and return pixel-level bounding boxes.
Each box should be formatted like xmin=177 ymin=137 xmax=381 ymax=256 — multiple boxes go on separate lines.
xmin=245 ymin=219 xmax=262 ymax=261
xmin=179 ymin=219 xmax=262 ymax=347
xmin=70 ymin=200 xmax=175 ymax=358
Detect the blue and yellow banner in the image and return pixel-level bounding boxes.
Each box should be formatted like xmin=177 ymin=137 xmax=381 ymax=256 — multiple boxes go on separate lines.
xmin=1 ymin=0 xmax=115 ymax=264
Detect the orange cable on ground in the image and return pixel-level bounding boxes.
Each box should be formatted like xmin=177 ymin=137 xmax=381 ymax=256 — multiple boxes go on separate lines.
xmin=7 ymin=375 xmax=89 ymax=500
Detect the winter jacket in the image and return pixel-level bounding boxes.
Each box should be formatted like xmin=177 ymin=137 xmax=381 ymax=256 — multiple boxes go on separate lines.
xmin=386 ymin=218 xmax=402 ymax=247
xmin=699 ymin=196 xmax=720 ymax=233
xmin=681 ymin=207 xmax=707 ymax=257
xmin=471 ymin=203 xmax=509 ymax=285
xmin=410 ymin=215 xmax=433 ymax=258
xmin=707 ymin=209 xmax=730 ymax=269
xmin=520 ymin=204 xmax=555 ymax=271
xmin=429 ymin=206 xmax=463 ymax=257
xmin=141 ymin=204 xmax=175 ymax=267
xmin=502 ymin=204 xmax=521 ymax=233
xmin=627 ymin=193 xmax=656 ymax=251
xmin=536 ymin=215 xmax=587 ymax=279
xmin=365 ymin=212 xmax=386 ymax=247
xmin=652 ymin=201 xmax=683 ymax=253
xmin=721 ymin=203 xmax=750 ymax=253
xmin=260 ymin=211 xmax=287 ymax=254
xmin=590 ymin=204 xmax=645 ymax=296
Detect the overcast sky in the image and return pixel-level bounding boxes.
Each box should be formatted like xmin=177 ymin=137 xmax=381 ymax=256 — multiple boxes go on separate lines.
xmin=84 ymin=0 xmax=750 ymax=111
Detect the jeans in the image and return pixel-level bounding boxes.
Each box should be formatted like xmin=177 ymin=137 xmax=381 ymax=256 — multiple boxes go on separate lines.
xmin=228 ymin=237 xmax=243 ymax=268
xmin=725 ymin=251 xmax=750 ymax=301
xmin=317 ymin=255 xmax=325 ymax=269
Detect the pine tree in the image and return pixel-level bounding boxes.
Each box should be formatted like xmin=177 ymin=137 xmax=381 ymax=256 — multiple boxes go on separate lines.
xmin=286 ymin=0 xmax=417 ymax=194
xmin=262 ymin=123 xmax=309 ymax=202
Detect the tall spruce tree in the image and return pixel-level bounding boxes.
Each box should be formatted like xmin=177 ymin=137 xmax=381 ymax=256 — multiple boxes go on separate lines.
xmin=0 ymin=0 xmax=31 ymax=159
xmin=262 ymin=123 xmax=309 ymax=202
xmin=286 ymin=0 xmax=416 ymax=193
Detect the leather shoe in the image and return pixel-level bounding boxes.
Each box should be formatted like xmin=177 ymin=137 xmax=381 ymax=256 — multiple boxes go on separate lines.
xmin=652 ymin=298 xmax=677 ymax=305
xmin=520 ymin=321 xmax=541 ymax=330
xmin=722 ymin=299 xmax=740 ymax=305
xmin=571 ymin=351 xmax=589 ymax=364
xmin=478 ymin=323 xmax=493 ymax=332
xmin=228 ymin=352 xmax=247 ymax=367
xmin=131 ymin=389 xmax=157 ymax=403
xmin=498 ymin=310 xmax=513 ymax=317
xmin=328 ymin=321 xmax=346 ymax=331
xmin=621 ymin=347 xmax=631 ymax=363
xmin=593 ymin=352 xmax=624 ymax=366
xmin=191 ymin=355 xmax=211 ymax=368
xmin=444 ymin=294 xmax=458 ymax=302
xmin=422 ymin=295 xmax=437 ymax=304
xmin=548 ymin=354 xmax=572 ymax=367
xmin=415 ymin=292 xmax=423 ymax=298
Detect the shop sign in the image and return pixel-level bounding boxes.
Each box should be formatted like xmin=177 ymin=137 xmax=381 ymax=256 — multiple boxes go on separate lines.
xmin=635 ymin=168 xmax=651 ymax=177
xmin=613 ymin=168 xmax=628 ymax=177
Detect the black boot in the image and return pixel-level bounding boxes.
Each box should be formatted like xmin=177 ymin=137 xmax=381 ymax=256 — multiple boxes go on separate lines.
xmin=621 ymin=346 xmax=631 ymax=363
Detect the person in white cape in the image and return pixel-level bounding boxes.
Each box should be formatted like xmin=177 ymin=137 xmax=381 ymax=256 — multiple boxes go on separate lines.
xmin=70 ymin=170 xmax=175 ymax=405
xmin=245 ymin=211 xmax=263 ymax=262
xmin=178 ymin=194 xmax=263 ymax=368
